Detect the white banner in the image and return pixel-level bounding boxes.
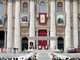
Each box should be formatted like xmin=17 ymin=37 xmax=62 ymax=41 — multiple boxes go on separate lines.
xmin=40 ymin=15 xmax=45 ymax=23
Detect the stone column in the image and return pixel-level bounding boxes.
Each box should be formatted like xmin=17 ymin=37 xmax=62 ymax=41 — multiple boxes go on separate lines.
xmin=65 ymin=0 xmax=71 ymax=52
xmin=50 ymin=0 xmax=57 ymax=49
xmin=4 ymin=30 xmax=7 ymax=48
xmin=47 ymin=29 xmax=49 ymax=47
xmin=36 ymin=29 xmax=38 ymax=50
xmin=73 ymin=0 xmax=78 ymax=48
xmin=7 ymin=0 xmax=12 ymax=48
xmin=14 ymin=0 xmax=21 ymax=50
xmin=29 ymin=0 xmax=35 ymax=49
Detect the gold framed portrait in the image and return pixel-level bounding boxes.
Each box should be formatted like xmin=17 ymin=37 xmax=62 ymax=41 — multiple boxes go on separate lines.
xmin=56 ymin=13 xmax=65 ymax=26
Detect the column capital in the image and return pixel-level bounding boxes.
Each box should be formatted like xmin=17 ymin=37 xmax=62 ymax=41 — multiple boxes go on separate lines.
xmin=50 ymin=0 xmax=55 ymax=1
xmin=73 ymin=0 xmax=79 ymax=1
xmin=30 ymin=0 xmax=34 ymax=1
xmin=16 ymin=0 xmax=20 ymax=1
xmin=8 ymin=0 xmax=12 ymax=2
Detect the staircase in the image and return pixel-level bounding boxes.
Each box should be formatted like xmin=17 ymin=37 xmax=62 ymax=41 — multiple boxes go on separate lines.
xmin=37 ymin=51 xmax=51 ymax=60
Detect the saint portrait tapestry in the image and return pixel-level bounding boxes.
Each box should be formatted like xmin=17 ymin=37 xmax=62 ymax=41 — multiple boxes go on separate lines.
xmin=56 ymin=13 xmax=65 ymax=26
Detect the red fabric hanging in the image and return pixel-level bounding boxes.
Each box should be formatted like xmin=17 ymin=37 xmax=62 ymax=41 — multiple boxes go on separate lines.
xmin=38 ymin=30 xmax=47 ymax=46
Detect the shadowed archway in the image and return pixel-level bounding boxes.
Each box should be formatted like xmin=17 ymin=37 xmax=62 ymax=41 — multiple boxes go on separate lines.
xmin=0 ymin=31 xmax=5 ymax=48
xmin=57 ymin=37 xmax=64 ymax=51
xmin=22 ymin=37 xmax=28 ymax=51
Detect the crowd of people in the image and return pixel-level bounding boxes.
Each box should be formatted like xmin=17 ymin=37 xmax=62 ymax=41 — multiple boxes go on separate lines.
xmin=67 ymin=45 xmax=80 ymax=53
xmin=27 ymin=55 xmax=37 ymax=60
xmin=0 ymin=55 xmax=37 ymax=60
xmin=67 ymin=48 xmax=80 ymax=53
xmin=0 ymin=57 xmax=18 ymax=60
xmin=0 ymin=47 xmax=80 ymax=60
xmin=51 ymin=54 xmax=80 ymax=60
xmin=0 ymin=47 xmax=19 ymax=53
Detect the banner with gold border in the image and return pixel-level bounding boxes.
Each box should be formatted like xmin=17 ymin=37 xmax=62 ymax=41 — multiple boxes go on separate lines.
xmin=56 ymin=13 xmax=65 ymax=26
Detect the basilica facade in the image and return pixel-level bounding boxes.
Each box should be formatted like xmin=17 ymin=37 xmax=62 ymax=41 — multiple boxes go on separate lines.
xmin=0 ymin=0 xmax=80 ymax=52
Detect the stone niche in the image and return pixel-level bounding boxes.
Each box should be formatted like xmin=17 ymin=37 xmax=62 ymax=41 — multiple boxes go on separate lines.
xmin=21 ymin=27 xmax=29 ymax=37
xmin=56 ymin=26 xmax=65 ymax=35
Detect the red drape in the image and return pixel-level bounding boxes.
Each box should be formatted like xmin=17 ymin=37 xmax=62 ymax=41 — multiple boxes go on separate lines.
xmin=38 ymin=30 xmax=47 ymax=46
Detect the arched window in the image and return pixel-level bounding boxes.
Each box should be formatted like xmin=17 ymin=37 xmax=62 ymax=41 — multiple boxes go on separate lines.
xmin=0 ymin=2 xmax=5 ymax=13
xmin=57 ymin=2 xmax=63 ymax=12
xmin=39 ymin=1 xmax=46 ymax=13
xmin=22 ymin=2 xmax=28 ymax=15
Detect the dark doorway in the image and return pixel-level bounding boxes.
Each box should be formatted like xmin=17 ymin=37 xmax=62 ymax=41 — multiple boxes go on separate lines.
xmin=0 ymin=31 xmax=5 ymax=48
xmin=57 ymin=37 xmax=64 ymax=51
xmin=22 ymin=37 xmax=28 ymax=51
